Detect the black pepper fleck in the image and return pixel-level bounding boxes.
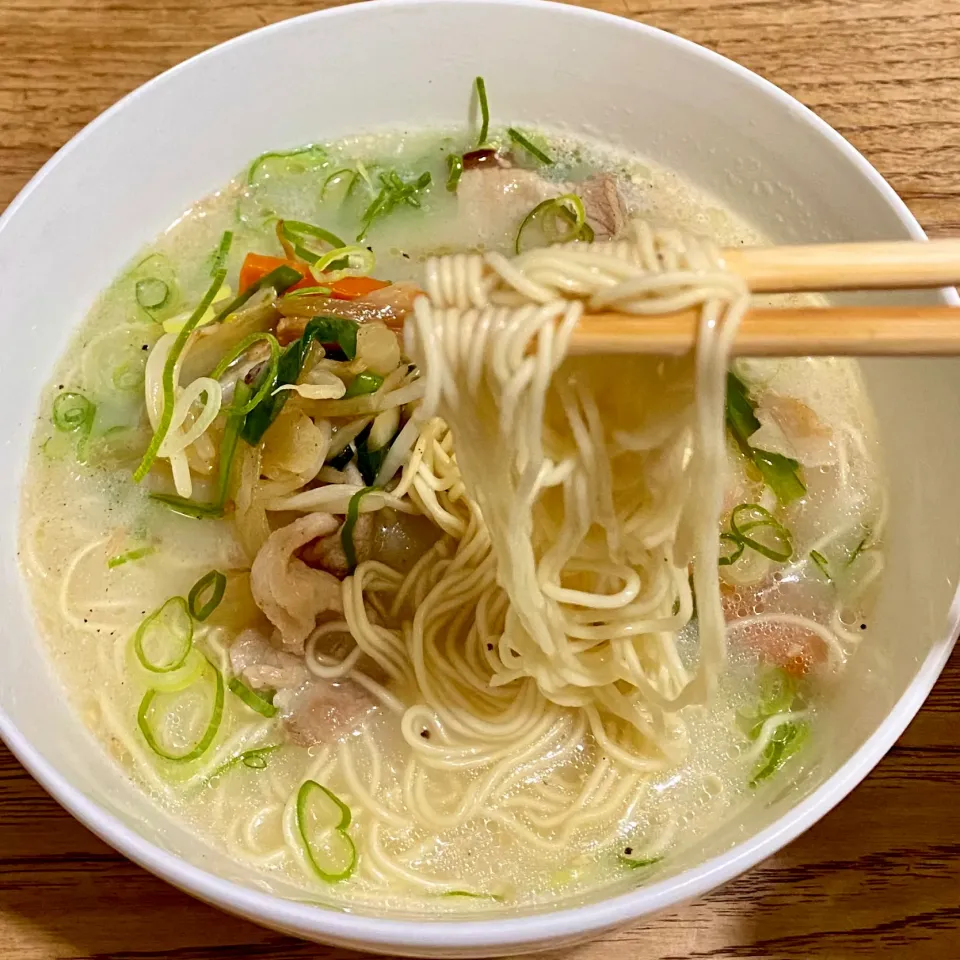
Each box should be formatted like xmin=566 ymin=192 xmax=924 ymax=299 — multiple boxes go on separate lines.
xmin=860 ymin=623 xmax=867 ymax=630
xmin=486 ymin=643 xmax=494 ymax=651
xmin=420 ymin=729 xmax=430 ymax=739
xmin=624 ymin=847 xmax=633 ymax=855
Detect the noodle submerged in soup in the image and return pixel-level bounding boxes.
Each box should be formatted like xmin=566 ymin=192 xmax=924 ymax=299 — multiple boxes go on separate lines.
xmin=20 ymin=85 xmax=885 ymax=910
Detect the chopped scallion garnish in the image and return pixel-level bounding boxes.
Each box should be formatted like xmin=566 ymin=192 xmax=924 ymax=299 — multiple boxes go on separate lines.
xmin=474 ymin=76 xmax=490 ymax=146
xmin=718 ymin=532 xmax=745 ymax=567
xmin=206 ymin=745 xmax=281 ymax=782
xmin=137 ymin=656 xmax=224 ymax=763
xmin=296 ymin=780 xmax=357 ymax=883
xmin=446 ymin=154 xmax=464 ymax=192
xmin=228 ymin=678 xmax=278 ymax=718
xmin=809 ymin=549 xmax=832 ymax=581
xmin=515 ymin=194 xmax=592 ymax=254
xmin=729 ymin=503 xmax=793 ymax=563
xmin=280 ymin=219 xmax=347 ymax=263
xmin=210 ymin=230 xmax=233 ymax=276
xmin=356 ymin=170 xmax=432 ymax=241
xmin=313 ymin=244 xmax=375 ymax=278
xmin=107 ymin=545 xmax=155 ymax=569
xmin=133 ymin=596 xmax=194 ymax=673
xmin=750 ymin=721 xmax=809 ymax=787
xmin=247 ymin=144 xmax=327 ymax=186
xmin=135 ymin=278 xmax=171 ymax=311
xmin=619 ymin=852 xmax=664 ymax=869
xmin=187 ymin=570 xmax=226 ymax=621
xmin=507 ymin=127 xmax=553 ymax=165
xmin=53 ymin=391 xmax=95 ymax=434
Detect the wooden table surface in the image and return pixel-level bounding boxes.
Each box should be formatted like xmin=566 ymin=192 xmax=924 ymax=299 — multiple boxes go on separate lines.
xmin=2 ymin=0 xmax=959 ymax=957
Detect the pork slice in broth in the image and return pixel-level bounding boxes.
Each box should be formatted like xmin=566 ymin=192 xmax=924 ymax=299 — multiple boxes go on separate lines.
xmin=229 ymin=629 xmax=372 ymax=745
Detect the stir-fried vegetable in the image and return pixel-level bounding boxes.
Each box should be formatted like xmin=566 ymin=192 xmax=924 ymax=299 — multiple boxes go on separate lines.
xmin=150 ymin=381 xmax=250 ymax=519
xmin=296 ymin=780 xmax=357 ymax=882
xmin=240 ymin=316 xmax=360 ymax=446
xmin=726 ymin=372 xmax=806 ymax=505
xmin=344 ymin=372 xmax=384 ymax=399
xmin=134 ymin=258 xmax=230 ymax=483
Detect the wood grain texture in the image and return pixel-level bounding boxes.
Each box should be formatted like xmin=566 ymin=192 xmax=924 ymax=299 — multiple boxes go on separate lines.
xmin=2 ymin=0 xmax=959 ymax=957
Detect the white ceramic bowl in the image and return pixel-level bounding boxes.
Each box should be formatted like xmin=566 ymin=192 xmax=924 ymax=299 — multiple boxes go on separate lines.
xmin=1 ymin=0 xmax=957 ymax=955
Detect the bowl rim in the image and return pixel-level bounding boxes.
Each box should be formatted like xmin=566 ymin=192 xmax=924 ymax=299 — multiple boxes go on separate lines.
xmin=2 ymin=0 xmax=957 ymax=951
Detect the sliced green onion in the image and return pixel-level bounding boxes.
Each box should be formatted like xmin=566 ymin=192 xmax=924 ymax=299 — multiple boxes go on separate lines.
xmin=136 ymin=278 xmax=170 ymax=310
xmin=228 ymin=678 xmax=278 ymax=718
xmin=150 ymin=381 xmax=249 ymax=519
xmin=284 ymin=285 xmax=333 ymax=299
xmin=212 ymin=264 xmax=303 ymax=325
xmin=344 ymin=372 xmax=383 ymax=399
xmin=187 ymin=570 xmax=226 ymax=621
xmin=507 ymin=127 xmax=553 ymax=165
xmin=210 ymin=230 xmax=233 ymax=276
xmin=313 ymin=244 xmax=375 ymax=278
xmin=137 ymin=657 xmax=224 ymax=762
xmin=209 ymin=331 xmax=281 ymax=416
xmin=240 ymin=317 xmax=359 ymax=446
xmin=281 ymin=219 xmax=348 ymax=264
xmin=355 ymin=419 xmax=398 ymax=485
xmin=206 ymin=745 xmax=281 ymax=782
xmin=730 ymin=503 xmax=793 ymax=562
xmin=247 ymin=144 xmax=327 ymax=186
xmin=342 ymin=486 xmax=377 ymax=571
xmin=446 ymin=154 xmax=464 ymax=192
xmin=847 ymin=531 xmax=872 ymax=567
xmin=718 ymin=532 xmax=745 ymax=567
xmin=133 ymin=596 xmax=193 ymax=673
xmin=112 ymin=359 xmax=145 ymax=392
xmin=322 ymin=167 xmax=357 ymax=200
xmin=107 ymin=546 xmax=155 ymax=569
xmin=474 ymin=76 xmax=490 ymax=146
xmin=749 ymin=721 xmax=809 ymax=787
xmin=134 ymin=268 xmax=228 ymax=482
xmin=726 ymin=373 xmax=806 ymax=505
xmin=296 ymin=780 xmax=357 ymax=882
xmin=737 ymin=667 xmax=802 ymax=741
xmin=810 ymin=549 xmax=832 ymax=581
xmin=619 ymin=852 xmax=664 ymax=869
xmin=515 ymin=194 xmax=591 ymax=255
xmin=357 ymin=170 xmax=432 ymax=241
xmin=439 ymin=890 xmax=505 ymax=902
xmin=53 ymin=391 xmax=95 ymax=433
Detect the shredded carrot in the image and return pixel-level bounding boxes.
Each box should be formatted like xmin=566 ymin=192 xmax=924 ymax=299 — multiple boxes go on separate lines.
xmin=239 ymin=253 xmax=314 ymax=292
xmin=238 ymin=253 xmax=391 ymax=300
xmin=327 ymin=276 xmax=392 ymax=300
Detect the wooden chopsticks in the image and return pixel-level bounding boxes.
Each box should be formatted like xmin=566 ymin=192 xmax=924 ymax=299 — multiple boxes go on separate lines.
xmin=570 ymin=238 xmax=960 ymax=357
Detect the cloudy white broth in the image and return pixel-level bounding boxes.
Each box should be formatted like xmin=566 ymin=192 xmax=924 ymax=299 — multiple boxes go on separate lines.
xmin=19 ymin=85 xmax=886 ymax=911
